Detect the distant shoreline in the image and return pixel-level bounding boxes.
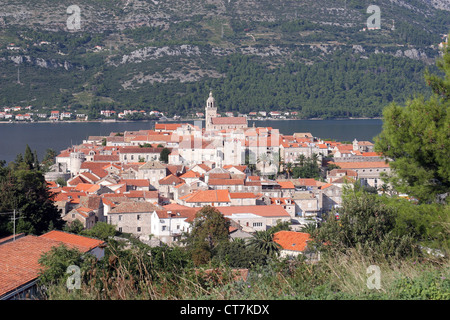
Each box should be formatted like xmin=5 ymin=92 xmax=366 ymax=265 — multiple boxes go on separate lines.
xmin=0 ymin=117 xmax=383 ymax=124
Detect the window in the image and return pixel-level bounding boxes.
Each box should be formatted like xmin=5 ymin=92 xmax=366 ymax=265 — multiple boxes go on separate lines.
xmin=137 ymin=227 xmax=141 ymax=232
xmin=119 ymin=215 xmax=122 ymax=221
xmin=162 ymin=226 xmax=166 ymax=231
xmin=253 ymin=222 xmax=263 ymax=227
xmin=137 ymin=215 xmax=140 ymax=220
xmin=119 ymin=227 xmax=122 ymax=232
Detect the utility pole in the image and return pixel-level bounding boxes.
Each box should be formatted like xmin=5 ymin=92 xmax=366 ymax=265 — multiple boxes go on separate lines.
xmin=0 ymin=209 xmax=20 ymax=241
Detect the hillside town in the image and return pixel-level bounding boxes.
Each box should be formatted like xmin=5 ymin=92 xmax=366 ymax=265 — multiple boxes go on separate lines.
xmin=43 ymin=92 xmax=390 ymax=245
xmin=0 ymin=91 xmax=394 ymax=300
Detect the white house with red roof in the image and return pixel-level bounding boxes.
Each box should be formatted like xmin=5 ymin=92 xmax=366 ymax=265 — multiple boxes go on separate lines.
xmin=217 ymin=204 xmax=291 ymax=232
xmin=151 ymin=204 xmax=197 ymax=244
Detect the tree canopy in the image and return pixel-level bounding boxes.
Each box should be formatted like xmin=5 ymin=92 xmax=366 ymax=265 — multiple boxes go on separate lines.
xmin=374 ymin=41 xmax=450 ymax=204
xmin=0 ymin=146 xmax=64 ymax=236
xmin=183 ymin=206 xmax=230 ymax=266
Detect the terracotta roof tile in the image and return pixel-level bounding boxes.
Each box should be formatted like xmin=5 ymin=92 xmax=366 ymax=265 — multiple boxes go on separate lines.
xmin=211 ymin=117 xmax=247 ymax=125
xmin=229 ymin=192 xmax=259 ymax=199
xmin=109 ymin=201 xmax=162 ymax=214
xmin=217 ymin=205 xmax=290 ymax=217
xmin=159 ymin=174 xmax=184 ymax=185
xmin=181 ymin=190 xmax=231 ymax=203
xmin=0 ymin=232 xmax=104 ymax=297
xmin=332 ymin=161 xmax=390 ymax=169
xmin=119 ymin=179 xmax=151 ymax=187
xmin=273 ymin=231 xmax=311 ymax=252
xmin=208 ymin=179 xmax=244 ymax=186
xmin=276 ymin=181 xmax=295 ymax=189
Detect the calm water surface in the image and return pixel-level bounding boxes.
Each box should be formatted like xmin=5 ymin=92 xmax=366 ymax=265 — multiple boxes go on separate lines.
xmin=0 ymin=119 xmax=383 ymax=164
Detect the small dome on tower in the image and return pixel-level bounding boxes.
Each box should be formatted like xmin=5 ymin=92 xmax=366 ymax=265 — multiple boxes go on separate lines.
xmin=206 ymin=91 xmax=216 ymax=108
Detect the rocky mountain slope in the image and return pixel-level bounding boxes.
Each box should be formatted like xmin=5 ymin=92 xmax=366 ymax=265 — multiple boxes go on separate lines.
xmin=0 ymin=0 xmax=449 ymax=117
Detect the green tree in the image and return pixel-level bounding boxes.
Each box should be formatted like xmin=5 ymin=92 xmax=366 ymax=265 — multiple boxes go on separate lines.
xmin=38 ymin=244 xmax=96 ymax=290
xmin=285 ymin=162 xmax=293 ymax=179
xmin=0 ymin=150 xmax=64 ymax=236
xmin=374 ymin=43 xmax=450 ymax=203
xmin=315 ymin=188 xmax=417 ymax=259
xmin=212 ymin=240 xmax=268 ymax=268
xmin=23 ymin=144 xmax=35 ymax=170
xmin=42 ymin=148 xmax=58 ymax=172
xmin=159 ymin=148 xmax=171 ymax=163
xmin=300 ymin=223 xmax=318 ymax=235
xmin=292 ymin=156 xmax=321 ymax=179
xmin=63 ymin=219 xmax=84 ymax=235
xmin=184 ymin=206 xmax=230 ymax=266
xmin=248 ymin=230 xmax=282 ymax=258
xmin=82 ymin=221 xmax=116 ymax=241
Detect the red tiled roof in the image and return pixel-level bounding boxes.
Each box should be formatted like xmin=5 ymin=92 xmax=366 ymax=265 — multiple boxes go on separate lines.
xmin=93 ymin=155 xmax=120 ymax=162
xmin=119 ymin=179 xmax=151 ymax=187
xmin=180 ymin=190 xmax=231 ymax=203
xmin=328 ymin=169 xmax=358 ymax=177
xmin=276 ymin=181 xmax=295 ymax=189
xmin=208 ymin=173 xmax=231 ymax=179
xmin=229 ymin=192 xmax=259 ymax=199
xmin=67 ymin=176 xmax=85 ymax=186
xmin=81 ymin=161 xmax=120 ymax=171
xmin=217 ymin=205 xmax=290 ymax=217
xmin=109 ymin=201 xmax=162 ymax=214
xmin=297 ymin=179 xmax=321 ymax=187
xmin=40 ymin=230 xmax=104 ymax=251
xmin=331 ymin=176 xmax=356 ymax=184
xmin=208 ymin=178 xmax=244 ymax=186
xmin=195 ymin=163 xmax=211 ymax=172
xmin=320 ymin=183 xmax=333 ymax=189
xmin=0 ymin=231 xmax=104 ymax=297
xmin=46 ymin=181 xmax=58 ymax=188
xmin=362 ymin=152 xmax=381 ymax=157
xmin=336 ymin=144 xmax=354 ymax=151
xmin=155 ymin=123 xmax=184 ymax=131
xmin=119 ymin=146 xmax=163 ymax=154
xmin=124 ymin=190 xmax=159 ymax=199
xmin=180 ymin=170 xmax=201 ymax=179
xmin=273 ymin=231 xmax=311 ymax=252
xmin=158 ymin=174 xmax=184 ymax=185
xmin=211 ymin=117 xmax=247 ymax=125
xmin=332 ymin=161 xmax=390 ymax=169
xmin=53 ymin=191 xmax=87 ymax=203
xmin=74 ymin=183 xmax=100 ymax=193
xmin=223 ymin=165 xmax=248 ymax=173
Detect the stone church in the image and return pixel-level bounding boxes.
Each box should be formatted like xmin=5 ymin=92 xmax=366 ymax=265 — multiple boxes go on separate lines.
xmin=205 ymin=92 xmax=248 ymax=131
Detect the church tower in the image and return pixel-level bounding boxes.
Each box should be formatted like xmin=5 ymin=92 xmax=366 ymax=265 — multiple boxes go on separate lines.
xmin=205 ymin=91 xmax=217 ymax=131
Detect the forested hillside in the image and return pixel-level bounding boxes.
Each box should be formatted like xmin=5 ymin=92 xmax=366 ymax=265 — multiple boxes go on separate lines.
xmin=0 ymin=0 xmax=449 ymax=118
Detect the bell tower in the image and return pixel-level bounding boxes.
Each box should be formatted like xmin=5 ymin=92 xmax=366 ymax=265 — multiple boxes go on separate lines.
xmin=205 ymin=91 xmax=217 ymax=131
